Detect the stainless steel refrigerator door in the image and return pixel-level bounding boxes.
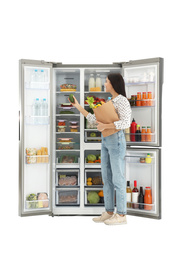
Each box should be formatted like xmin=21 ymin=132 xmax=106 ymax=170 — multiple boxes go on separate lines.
xmin=126 ymin=147 xmax=161 ymax=219
xmin=122 ymin=57 xmax=164 ymax=147
xmin=19 ymin=59 xmax=53 ymax=216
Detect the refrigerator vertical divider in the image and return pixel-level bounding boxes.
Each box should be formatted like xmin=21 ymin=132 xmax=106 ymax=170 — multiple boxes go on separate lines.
xmin=79 ymin=69 xmax=85 ymax=209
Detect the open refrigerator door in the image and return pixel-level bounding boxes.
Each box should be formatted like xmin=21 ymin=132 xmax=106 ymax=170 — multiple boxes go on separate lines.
xmin=123 ymin=58 xmax=163 ymax=147
xmin=19 ymin=60 xmax=53 ymax=216
xmin=126 ymin=148 xmax=161 ymax=219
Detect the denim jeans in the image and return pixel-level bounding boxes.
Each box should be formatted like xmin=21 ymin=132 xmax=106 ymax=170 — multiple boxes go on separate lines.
xmin=101 ymin=130 xmax=127 ymax=215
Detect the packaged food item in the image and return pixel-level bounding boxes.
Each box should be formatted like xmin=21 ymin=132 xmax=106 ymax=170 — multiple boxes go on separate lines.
xmin=142 ymin=92 xmax=147 ymax=106
xmin=59 ymin=191 xmax=77 ymax=203
xmin=37 ymin=149 xmax=42 ymax=163
xmin=141 ymin=126 xmax=146 ymax=142
xmin=59 ymin=155 xmax=77 ymax=163
xmin=58 ymin=176 xmax=77 ymax=186
xmin=26 ymin=148 xmax=37 ymax=164
xmin=58 ymin=138 xmax=73 ymax=142
xmin=61 ymin=103 xmax=73 ymax=108
xmin=144 ymin=187 xmax=152 ymax=210
xmin=147 ymin=92 xmax=153 ymax=106
xmin=60 ymin=84 xmax=77 ymax=92
xmin=140 ymin=157 xmax=145 ymax=163
xmin=136 ymin=92 xmax=141 ymax=106
xmin=92 ymin=176 xmax=102 ymax=185
xmin=146 ymin=126 xmax=152 ymax=142
xmin=37 ymin=192 xmax=49 ymax=208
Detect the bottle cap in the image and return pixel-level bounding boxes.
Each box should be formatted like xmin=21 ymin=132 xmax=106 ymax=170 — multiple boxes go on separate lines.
xmin=108 ymin=97 xmax=112 ymax=100
xmin=145 ymin=187 xmax=151 ymax=189
xmin=147 ymin=126 xmax=151 ymax=128
xmin=137 ymin=124 xmax=140 ymax=127
xmin=127 ymin=181 xmax=130 ymax=186
xmin=134 ymin=180 xmax=137 ymax=187
xmin=142 ymin=126 xmax=146 ymax=128
xmin=36 ymin=98 xmax=39 ymax=101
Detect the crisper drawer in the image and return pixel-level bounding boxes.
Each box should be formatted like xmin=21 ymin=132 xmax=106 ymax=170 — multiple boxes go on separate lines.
xmin=56 ymin=169 xmax=80 ymax=187
xmin=84 ymin=130 xmax=102 ymax=143
xmin=84 ymin=188 xmax=104 ymax=206
xmin=85 ymin=169 xmax=103 ymax=187
xmin=56 ymin=189 xmax=80 ymax=206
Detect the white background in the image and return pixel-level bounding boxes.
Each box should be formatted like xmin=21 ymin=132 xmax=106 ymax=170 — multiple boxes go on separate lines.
xmin=1 ymin=0 xmax=180 ymax=259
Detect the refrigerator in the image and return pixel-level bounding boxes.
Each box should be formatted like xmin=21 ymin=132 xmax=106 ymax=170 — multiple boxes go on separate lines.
xmin=19 ymin=57 xmax=163 ymax=219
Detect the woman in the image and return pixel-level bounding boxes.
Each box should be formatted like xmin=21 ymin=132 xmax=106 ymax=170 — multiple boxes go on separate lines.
xmin=68 ymin=73 xmax=131 ymax=225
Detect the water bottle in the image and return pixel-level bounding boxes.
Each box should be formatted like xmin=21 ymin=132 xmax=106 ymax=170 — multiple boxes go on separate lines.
xmin=41 ymin=98 xmax=48 ymax=124
xmin=33 ymin=98 xmax=40 ymax=124
xmin=107 ymin=97 xmax=112 ymax=102
xmin=41 ymin=70 xmax=45 ymax=82
xmin=31 ymin=69 xmax=38 ymax=82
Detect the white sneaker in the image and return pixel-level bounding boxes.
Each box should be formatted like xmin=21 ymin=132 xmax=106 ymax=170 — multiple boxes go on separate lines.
xmin=92 ymin=212 xmax=114 ymax=223
xmin=104 ymin=214 xmax=127 ymax=225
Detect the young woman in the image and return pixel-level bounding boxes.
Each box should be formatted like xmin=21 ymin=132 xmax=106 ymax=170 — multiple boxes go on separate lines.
xmin=68 ymin=73 xmax=131 ymax=225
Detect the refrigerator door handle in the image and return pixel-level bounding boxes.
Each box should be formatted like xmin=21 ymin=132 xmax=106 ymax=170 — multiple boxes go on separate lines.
xmin=19 ymin=110 xmax=20 ymax=141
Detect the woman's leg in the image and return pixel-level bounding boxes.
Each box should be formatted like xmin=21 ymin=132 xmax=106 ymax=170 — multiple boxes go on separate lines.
xmin=101 ymin=141 xmax=114 ymax=214
xmin=106 ymin=131 xmax=127 ymax=215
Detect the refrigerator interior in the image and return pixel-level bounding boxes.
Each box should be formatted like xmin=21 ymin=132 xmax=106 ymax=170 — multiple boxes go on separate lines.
xmin=124 ymin=64 xmax=159 ymax=146
xmin=22 ymin=66 xmax=51 ymax=213
xmin=52 ymin=66 xmax=122 ymax=215
xmin=126 ymin=148 xmax=160 ymax=218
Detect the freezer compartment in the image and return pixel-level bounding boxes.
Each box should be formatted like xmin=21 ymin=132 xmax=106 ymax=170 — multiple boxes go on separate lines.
xmin=84 ymin=130 xmax=102 ymax=143
xmin=125 ymin=148 xmax=160 ymax=218
xmin=85 ymin=169 xmax=103 ymax=187
xmin=84 ymin=150 xmax=101 ymax=167
xmin=56 ymin=189 xmax=80 ymax=206
xmin=56 ymin=169 xmax=79 ymax=187
xmin=85 ymin=188 xmax=105 ymax=206
xmin=55 ymin=69 xmax=80 ymax=92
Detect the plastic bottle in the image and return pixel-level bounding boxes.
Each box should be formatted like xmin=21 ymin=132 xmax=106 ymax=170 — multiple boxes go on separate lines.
xmin=41 ymin=98 xmax=48 ymax=124
xmin=146 ymin=126 xmax=152 ymax=142
xmin=107 ymin=97 xmax=112 ymax=102
xmin=40 ymin=70 xmax=45 ymax=82
xmin=31 ymin=69 xmax=38 ymax=82
xmin=130 ymin=118 xmax=137 ymax=142
xmin=89 ymin=74 xmax=95 ymax=92
xmin=145 ymin=153 xmax=152 ymax=164
xmin=141 ymin=126 xmax=146 ymax=142
xmin=96 ymin=74 xmax=102 ymax=91
xmin=126 ymin=181 xmax=132 ymax=208
xmin=33 ymin=98 xmax=40 ymax=124
xmin=144 ymin=187 xmax=152 ymax=210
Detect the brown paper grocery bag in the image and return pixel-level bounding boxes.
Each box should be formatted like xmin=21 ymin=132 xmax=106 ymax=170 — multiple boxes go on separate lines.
xmin=93 ymin=101 xmax=120 ymax=137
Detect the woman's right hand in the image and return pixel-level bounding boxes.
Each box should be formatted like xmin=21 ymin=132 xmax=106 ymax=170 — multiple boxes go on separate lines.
xmin=68 ymin=95 xmax=79 ymax=108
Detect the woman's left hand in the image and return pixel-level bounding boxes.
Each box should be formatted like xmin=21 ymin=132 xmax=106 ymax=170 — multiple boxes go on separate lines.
xmin=96 ymin=121 xmax=106 ymax=132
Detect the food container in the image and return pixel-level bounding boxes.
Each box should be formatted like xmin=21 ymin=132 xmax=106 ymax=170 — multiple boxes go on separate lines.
xmin=140 ymin=157 xmax=145 ymax=163
xmin=57 ymin=142 xmax=75 ymax=150
xmin=57 ymin=119 xmax=67 ymax=126
xmin=69 ymin=125 xmax=79 ymax=132
xmin=58 ymin=155 xmax=78 ymax=163
xmin=57 ymin=126 xmax=67 ymax=132
xmin=60 ymin=84 xmax=77 ymax=92
xmin=57 ymin=138 xmax=73 ymax=142
xmin=57 ymin=190 xmax=79 ymax=205
xmin=69 ymin=121 xmax=79 ymax=126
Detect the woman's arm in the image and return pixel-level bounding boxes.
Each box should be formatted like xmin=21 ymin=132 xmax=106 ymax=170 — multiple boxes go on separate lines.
xmin=68 ymin=96 xmax=88 ymax=116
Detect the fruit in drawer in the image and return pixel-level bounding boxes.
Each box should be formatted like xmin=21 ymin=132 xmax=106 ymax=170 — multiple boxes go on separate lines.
xmin=92 ymin=176 xmax=102 ymax=185
xmin=90 ymin=132 xmax=96 ymax=137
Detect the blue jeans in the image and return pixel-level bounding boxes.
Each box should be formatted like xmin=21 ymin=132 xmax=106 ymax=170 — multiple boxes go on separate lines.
xmin=101 ymin=130 xmax=127 ymax=215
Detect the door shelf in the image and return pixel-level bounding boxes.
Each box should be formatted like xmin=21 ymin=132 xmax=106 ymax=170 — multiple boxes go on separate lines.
xmin=25 ymin=82 xmax=50 ymax=90
xmin=125 ymin=81 xmax=155 ymax=86
xmin=25 ymin=199 xmax=49 ymax=210
xmin=25 ymin=116 xmax=50 ymax=125
xmin=26 ymin=155 xmax=49 ymax=164
xmin=127 ymin=202 xmax=155 ymax=212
